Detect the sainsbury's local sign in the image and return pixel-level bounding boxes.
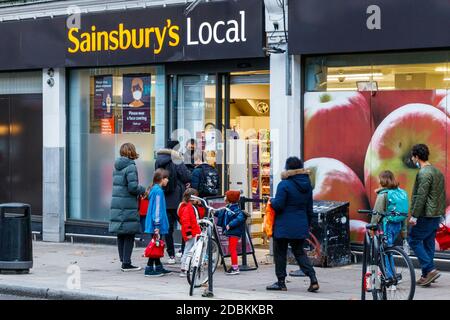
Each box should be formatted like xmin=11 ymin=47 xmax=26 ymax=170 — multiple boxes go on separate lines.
xmin=0 ymin=0 xmax=264 ymax=71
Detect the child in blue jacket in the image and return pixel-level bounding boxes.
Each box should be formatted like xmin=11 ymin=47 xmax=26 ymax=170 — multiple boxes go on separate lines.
xmin=215 ymin=190 xmax=247 ymax=275
xmin=144 ymin=168 xmax=172 ymax=277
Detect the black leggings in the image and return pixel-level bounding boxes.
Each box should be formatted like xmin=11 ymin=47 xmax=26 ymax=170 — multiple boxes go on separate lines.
xmin=117 ymin=234 xmax=135 ymax=265
xmin=147 ymin=258 xmax=162 ymax=267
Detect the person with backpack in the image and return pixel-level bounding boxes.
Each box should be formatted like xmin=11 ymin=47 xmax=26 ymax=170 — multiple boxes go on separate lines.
xmin=191 ymin=150 xmax=220 ymax=198
xmin=144 ymin=168 xmax=172 ymax=277
xmin=155 ymin=140 xmax=192 ymax=264
xmin=408 ymin=144 xmax=446 ymax=287
xmin=183 ymin=139 xmax=197 ymax=173
xmin=372 ymin=170 xmax=409 ymax=281
xmin=266 ymin=157 xmax=319 ymax=292
xmin=109 ymin=143 xmax=146 ymax=272
xmin=214 ymin=190 xmax=247 ymax=275
xmin=178 ymin=188 xmax=205 ymax=277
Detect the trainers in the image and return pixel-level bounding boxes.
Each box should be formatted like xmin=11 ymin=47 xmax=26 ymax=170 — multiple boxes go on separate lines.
xmin=121 ymin=264 xmax=142 ymax=272
xmin=421 ymin=269 xmax=441 ymax=286
xmin=179 ymin=270 xmax=188 ymax=278
xmin=289 ymin=269 xmax=306 ymax=277
xmin=225 ymin=268 xmax=240 ymax=275
xmin=266 ymin=281 xmax=287 ymax=291
xmin=167 ymin=257 xmax=176 ymax=265
xmin=155 ymin=265 xmax=172 ymax=275
xmin=416 ymin=276 xmax=427 ymax=286
xmin=176 ymin=251 xmax=183 ymax=258
xmin=307 ymin=282 xmax=320 ymax=292
xmin=144 ymin=266 xmax=163 ymax=277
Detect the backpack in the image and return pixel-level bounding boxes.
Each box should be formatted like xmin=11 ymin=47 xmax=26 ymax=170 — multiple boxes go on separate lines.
xmin=159 ymin=161 xmax=177 ymax=194
xmin=379 ymin=188 xmax=409 ymax=223
xmin=200 ymin=165 xmax=220 ymax=196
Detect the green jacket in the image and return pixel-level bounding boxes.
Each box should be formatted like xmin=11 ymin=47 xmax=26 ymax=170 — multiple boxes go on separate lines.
xmin=109 ymin=157 xmax=146 ymax=235
xmin=411 ymin=165 xmax=446 ymax=218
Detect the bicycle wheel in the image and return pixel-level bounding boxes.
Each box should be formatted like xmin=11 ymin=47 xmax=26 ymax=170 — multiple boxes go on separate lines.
xmin=379 ymin=246 xmax=415 ymax=300
xmin=195 ymin=238 xmax=220 ymax=286
xmin=187 ymin=242 xmax=205 ymax=288
xmin=189 ymin=266 xmax=197 ymax=296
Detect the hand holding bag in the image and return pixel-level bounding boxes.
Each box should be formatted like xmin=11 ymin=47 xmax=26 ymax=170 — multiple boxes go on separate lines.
xmin=144 ymin=235 xmax=165 ymax=259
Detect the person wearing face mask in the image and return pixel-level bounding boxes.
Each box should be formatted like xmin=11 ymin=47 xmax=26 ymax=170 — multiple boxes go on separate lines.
xmin=129 ymin=78 xmax=145 ymax=108
xmin=408 ymin=144 xmax=446 ymax=287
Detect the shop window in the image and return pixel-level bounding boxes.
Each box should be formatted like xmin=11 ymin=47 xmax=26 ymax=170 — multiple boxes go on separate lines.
xmin=68 ymin=66 xmax=165 ymax=222
xmin=306 ymin=51 xmax=450 ymax=92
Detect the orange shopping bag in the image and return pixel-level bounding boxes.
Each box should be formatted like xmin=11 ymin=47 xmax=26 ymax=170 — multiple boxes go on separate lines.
xmin=263 ymin=200 xmax=276 ymax=238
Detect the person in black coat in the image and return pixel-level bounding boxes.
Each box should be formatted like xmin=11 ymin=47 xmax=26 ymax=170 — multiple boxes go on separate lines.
xmin=266 ymin=157 xmax=319 ymax=292
xmin=155 ymin=140 xmax=192 ymax=263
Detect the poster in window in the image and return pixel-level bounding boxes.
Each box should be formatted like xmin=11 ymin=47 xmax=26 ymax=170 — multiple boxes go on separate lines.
xmin=122 ymin=74 xmax=151 ymax=133
xmin=93 ymin=75 xmax=113 ymax=119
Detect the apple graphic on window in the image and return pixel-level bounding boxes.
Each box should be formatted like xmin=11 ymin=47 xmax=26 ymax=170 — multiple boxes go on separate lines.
xmin=364 ymin=104 xmax=450 ymax=208
xmin=304 ymin=92 xmax=373 ymax=180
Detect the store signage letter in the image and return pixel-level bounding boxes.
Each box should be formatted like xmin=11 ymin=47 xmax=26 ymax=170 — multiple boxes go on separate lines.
xmin=366 ymin=5 xmax=381 ymax=30
xmin=187 ymin=10 xmax=247 ymax=45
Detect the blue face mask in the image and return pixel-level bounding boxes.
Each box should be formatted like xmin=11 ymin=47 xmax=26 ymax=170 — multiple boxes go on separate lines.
xmin=415 ymin=161 xmax=420 ymax=169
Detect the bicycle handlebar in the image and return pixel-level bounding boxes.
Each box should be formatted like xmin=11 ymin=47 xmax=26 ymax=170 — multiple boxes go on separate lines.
xmin=190 ymin=195 xmax=234 ymax=215
xmin=358 ymin=209 xmax=386 ymax=217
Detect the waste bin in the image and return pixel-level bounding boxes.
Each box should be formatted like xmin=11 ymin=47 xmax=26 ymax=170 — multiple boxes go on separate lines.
xmin=306 ymin=200 xmax=351 ymax=267
xmin=0 ymin=203 xmax=33 ymax=273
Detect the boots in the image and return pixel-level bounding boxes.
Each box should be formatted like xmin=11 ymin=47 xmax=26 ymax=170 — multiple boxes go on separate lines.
xmin=266 ymin=280 xmax=287 ymax=291
xmin=308 ymin=275 xmax=319 ymax=292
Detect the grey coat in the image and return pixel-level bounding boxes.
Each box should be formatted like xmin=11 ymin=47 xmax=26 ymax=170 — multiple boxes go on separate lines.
xmin=109 ymin=157 xmax=146 ymax=235
xmin=155 ymin=149 xmax=192 ymax=210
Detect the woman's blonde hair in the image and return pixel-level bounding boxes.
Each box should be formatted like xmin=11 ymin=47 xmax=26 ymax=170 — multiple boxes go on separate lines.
xmin=379 ymin=170 xmax=399 ymax=189
xmin=120 ymin=143 xmax=139 ymax=160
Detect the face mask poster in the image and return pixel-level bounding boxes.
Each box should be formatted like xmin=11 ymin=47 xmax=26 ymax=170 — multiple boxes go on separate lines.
xmin=122 ymin=74 xmax=151 ymax=133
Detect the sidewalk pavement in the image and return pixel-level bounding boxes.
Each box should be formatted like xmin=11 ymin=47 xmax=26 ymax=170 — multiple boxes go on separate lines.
xmin=0 ymin=241 xmax=449 ymax=300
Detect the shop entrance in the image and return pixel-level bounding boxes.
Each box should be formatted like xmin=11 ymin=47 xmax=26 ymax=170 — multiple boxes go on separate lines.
xmin=169 ymin=71 xmax=270 ymax=247
xmin=0 ymin=94 xmax=43 ymax=216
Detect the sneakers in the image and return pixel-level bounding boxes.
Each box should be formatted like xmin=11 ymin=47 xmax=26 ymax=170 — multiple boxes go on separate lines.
xmin=307 ymin=282 xmax=320 ymax=292
xmin=420 ymin=269 xmax=441 ymax=286
xmin=144 ymin=266 xmax=163 ymax=277
xmin=179 ymin=270 xmax=188 ymax=278
xmin=167 ymin=257 xmax=176 ymax=265
xmin=266 ymin=281 xmax=287 ymax=291
xmin=225 ymin=268 xmax=240 ymax=275
xmin=289 ymin=269 xmax=306 ymax=277
xmin=176 ymin=251 xmax=183 ymax=259
xmin=121 ymin=264 xmax=142 ymax=272
xmin=416 ymin=276 xmax=428 ymax=286
xmin=155 ymin=265 xmax=172 ymax=275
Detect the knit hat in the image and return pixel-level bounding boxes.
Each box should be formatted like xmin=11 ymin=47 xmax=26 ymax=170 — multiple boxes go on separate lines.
xmin=225 ymin=190 xmax=241 ymax=204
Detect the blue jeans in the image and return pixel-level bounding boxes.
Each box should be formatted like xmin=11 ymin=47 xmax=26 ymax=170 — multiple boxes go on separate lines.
xmin=383 ymin=222 xmax=402 ymax=279
xmin=408 ymin=217 xmax=441 ymax=277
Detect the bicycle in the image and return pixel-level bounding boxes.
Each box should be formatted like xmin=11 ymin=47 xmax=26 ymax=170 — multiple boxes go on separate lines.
xmin=184 ymin=195 xmax=227 ymax=296
xmin=358 ymin=209 xmax=415 ymax=300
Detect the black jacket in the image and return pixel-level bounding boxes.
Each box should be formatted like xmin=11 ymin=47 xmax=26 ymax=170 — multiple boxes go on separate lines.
xmin=155 ymin=149 xmax=192 ymax=210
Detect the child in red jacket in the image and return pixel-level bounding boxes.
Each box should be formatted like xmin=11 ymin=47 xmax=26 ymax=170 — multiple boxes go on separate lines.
xmin=178 ymin=188 xmax=205 ymax=276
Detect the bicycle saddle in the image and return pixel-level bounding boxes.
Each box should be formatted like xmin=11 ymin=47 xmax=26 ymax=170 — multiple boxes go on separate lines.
xmin=365 ymin=223 xmax=379 ymax=231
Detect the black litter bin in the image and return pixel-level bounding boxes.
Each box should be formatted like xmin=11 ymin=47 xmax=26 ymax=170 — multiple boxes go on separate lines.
xmin=0 ymin=203 xmax=33 ymax=273
xmin=306 ymin=200 xmax=351 ymax=267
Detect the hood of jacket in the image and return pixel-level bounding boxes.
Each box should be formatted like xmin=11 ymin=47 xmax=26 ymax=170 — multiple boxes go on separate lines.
xmin=115 ymin=157 xmax=135 ymax=171
xmin=281 ymin=169 xmax=312 ymax=193
xmin=156 ymin=149 xmax=184 ymax=167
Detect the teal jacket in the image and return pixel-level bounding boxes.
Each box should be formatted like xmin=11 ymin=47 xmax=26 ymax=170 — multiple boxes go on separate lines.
xmin=145 ymin=184 xmax=169 ymax=235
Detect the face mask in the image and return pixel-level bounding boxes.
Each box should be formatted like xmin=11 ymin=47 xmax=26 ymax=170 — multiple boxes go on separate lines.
xmin=415 ymin=161 xmax=421 ymax=169
xmin=133 ymin=90 xmax=142 ymax=101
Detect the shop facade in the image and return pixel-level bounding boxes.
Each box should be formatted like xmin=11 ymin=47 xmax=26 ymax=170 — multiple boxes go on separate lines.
xmin=289 ymin=0 xmax=450 ymax=254
xmin=0 ymin=0 xmax=291 ymax=245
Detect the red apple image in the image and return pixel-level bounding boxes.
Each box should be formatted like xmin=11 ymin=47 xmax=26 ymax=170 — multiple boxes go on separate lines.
xmin=436 ymin=92 xmax=450 ymax=117
xmin=433 ymin=89 xmax=448 ymax=108
xmin=304 ymin=92 xmax=373 ymax=181
xmin=304 ymin=157 xmax=370 ymax=239
xmin=364 ymin=103 xmax=450 ymax=208
xmin=371 ymin=90 xmax=435 ymax=127
xmin=350 ymin=220 xmax=368 ymax=243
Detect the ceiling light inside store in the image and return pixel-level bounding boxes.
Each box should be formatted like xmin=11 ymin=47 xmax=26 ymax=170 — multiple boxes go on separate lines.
xmin=435 ymin=67 xmax=450 ymax=72
xmin=327 ymin=76 xmax=384 ymax=82
xmin=444 ymin=77 xmax=450 ymax=81
xmin=327 ymin=72 xmax=383 ymax=79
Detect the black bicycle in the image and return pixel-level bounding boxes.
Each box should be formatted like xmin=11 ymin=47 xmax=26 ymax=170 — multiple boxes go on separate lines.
xmin=358 ymin=209 xmax=415 ymax=300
